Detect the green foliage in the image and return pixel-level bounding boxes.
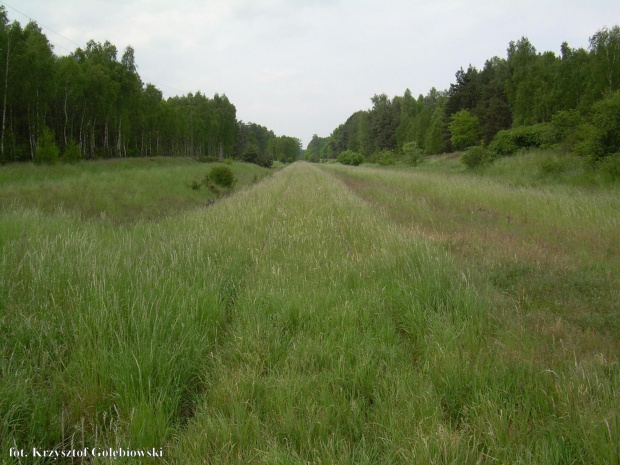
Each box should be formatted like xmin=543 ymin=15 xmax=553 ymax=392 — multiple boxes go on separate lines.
xmin=376 ymin=149 xmax=396 ymax=165
xmin=489 ymin=129 xmax=519 ymax=156
xmin=34 ymin=126 xmax=59 ymax=164
xmin=337 ymin=150 xmax=364 ymax=166
xmin=489 ymin=123 xmax=556 ymax=156
xmin=304 ymin=134 xmax=329 ymax=162
xmin=402 ymin=142 xmax=426 ymax=166
xmin=0 ymin=12 xmax=296 ymax=164
xmin=370 ymin=94 xmax=400 ymax=152
xmin=268 ymin=135 xmax=301 ymax=163
xmin=597 ymin=153 xmax=620 ymax=179
xmin=304 ymin=151 xmax=320 ymax=163
xmin=61 ymin=138 xmax=82 ymax=164
xmin=537 ymin=154 xmax=565 ymax=175
xmin=424 ymin=106 xmax=447 ymax=154
xmin=551 ymin=110 xmax=582 ymax=139
xmin=196 ymin=156 xmax=221 ymax=163
xmin=242 ymin=143 xmax=273 ymax=168
xmin=583 ymin=91 xmax=620 ymax=160
xmin=449 ymin=109 xmax=480 ymax=150
xmin=461 ymin=145 xmax=494 ymax=168
xmin=208 ymin=166 xmax=236 ymax=188
xmin=589 ymin=26 xmax=620 ymax=96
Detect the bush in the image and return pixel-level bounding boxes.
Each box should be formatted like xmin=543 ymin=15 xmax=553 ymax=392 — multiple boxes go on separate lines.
xmin=61 ymin=138 xmax=82 ymax=164
xmin=34 ymin=126 xmax=59 ymax=165
xmin=489 ymin=123 xmax=556 ymax=157
xmin=402 ymin=142 xmax=425 ymax=166
xmin=376 ymin=149 xmax=396 ymax=165
xmin=337 ymin=150 xmax=364 ymax=166
xmin=208 ymin=166 xmax=236 ymax=188
xmin=461 ymin=145 xmax=493 ymax=168
xmin=581 ymin=91 xmax=620 ymax=161
xmin=488 ymin=130 xmax=518 ymax=156
xmin=243 ymin=144 xmax=273 ymax=168
xmin=551 ymin=109 xmax=582 ymax=140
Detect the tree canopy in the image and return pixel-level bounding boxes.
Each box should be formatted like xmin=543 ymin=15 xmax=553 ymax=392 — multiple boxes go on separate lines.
xmin=0 ymin=7 xmax=299 ymax=165
xmin=312 ymin=24 xmax=620 ymax=164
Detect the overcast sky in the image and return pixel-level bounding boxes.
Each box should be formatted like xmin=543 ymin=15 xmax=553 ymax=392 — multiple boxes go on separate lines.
xmin=4 ymin=0 xmax=620 ymax=147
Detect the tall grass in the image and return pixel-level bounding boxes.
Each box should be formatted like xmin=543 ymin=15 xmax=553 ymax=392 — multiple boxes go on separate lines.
xmin=1 ymin=160 xmax=618 ymax=463
xmin=0 ymin=157 xmax=273 ymax=223
xmin=321 ymin=162 xmax=619 ymax=463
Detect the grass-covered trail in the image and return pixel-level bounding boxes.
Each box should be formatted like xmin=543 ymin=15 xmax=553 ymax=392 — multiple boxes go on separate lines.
xmin=1 ymin=161 xmax=618 ymax=464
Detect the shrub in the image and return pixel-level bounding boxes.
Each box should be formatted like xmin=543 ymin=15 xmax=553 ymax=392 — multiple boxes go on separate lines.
xmin=243 ymin=144 xmax=273 ymax=168
xmin=61 ymin=138 xmax=82 ymax=164
xmin=402 ymin=142 xmax=425 ymax=166
xmin=551 ymin=109 xmax=582 ymax=140
xmin=337 ymin=150 xmax=364 ymax=166
xmin=461 ymin=145 xmax=493 ymax=168
xmin=489 ymin=123 xmax=556 ymax=157
xmin=208 ymin=166 xmax=236 ymax=188
xmin=488 ymin=130 xmax=518 ymax=156
xmin=34 ymin=126 xmax=59 ymax=165
xmin=376 ymin=149 xmax=396 ymax=165
xmin=582 ymin=91 xmax=620 ymax=161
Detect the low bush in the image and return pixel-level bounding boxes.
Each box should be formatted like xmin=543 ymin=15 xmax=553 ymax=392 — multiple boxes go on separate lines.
xmin=208 ymin=166 xmax=236 ymax=188
xmin=243 ymin=144 xmax=273 ymax=168
xmin=34 ymin=126 xmax=59 ymax=165
xmin=376 ymin=149 xmax=396 ymax=165
xmin=577 ymin=91 xmax=620 ymax=161
xmin=461 ymin=145 xmax=494 ymax=168
xmin=402 ymin=142 xmax=426 ymax=166
xmin=489 ymin=123 xmax=556 ymax=157
xmin=337 ymin=150 xmax=364 ymax=166
xmin=61 ymin=138 xmax=82 ymax=164
xmin=551 ymin=109 xmax=582 ymax=141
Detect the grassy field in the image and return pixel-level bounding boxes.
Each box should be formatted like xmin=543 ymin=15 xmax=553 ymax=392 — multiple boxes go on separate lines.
xmin=0 ymin=157 xmax=274 ymax=223
xmin=1 ymin=157 xmax=618 ymax=463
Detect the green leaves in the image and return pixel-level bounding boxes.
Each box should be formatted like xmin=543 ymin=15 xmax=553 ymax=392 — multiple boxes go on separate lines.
xmin=448 ymin=109 xmax=479 ymax=150
xmin=208 ymin=166 xmax=236 ymax=189
xmin=34 ymin=126 xmax=58 ymax=164
xmin=337 ymin=150 xmax=364 ymax=166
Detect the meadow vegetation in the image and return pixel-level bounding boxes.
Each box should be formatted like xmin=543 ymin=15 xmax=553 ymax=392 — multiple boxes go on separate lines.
xmin=1 ymin=158 xmax=618 ymax=463
xmin=0 ymin=158 xmax=271 ymax=223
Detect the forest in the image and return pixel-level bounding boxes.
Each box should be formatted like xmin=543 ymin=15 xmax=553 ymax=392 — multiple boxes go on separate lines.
xmin=0 ymin=7 xmax=302 ymax=166
xmin=3 ymin=4 xmax=618 ymax=172
xmin=305 ymin=25 xmax=620 ymax=172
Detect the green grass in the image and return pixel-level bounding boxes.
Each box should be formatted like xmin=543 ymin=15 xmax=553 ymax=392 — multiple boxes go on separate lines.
xmin=409 ymin=149 xmax=620 ymax=188
xmin=1 ymin=158 xmax=618 ymax=463
xmin=0 ymin=157 xmax=274 ymax=223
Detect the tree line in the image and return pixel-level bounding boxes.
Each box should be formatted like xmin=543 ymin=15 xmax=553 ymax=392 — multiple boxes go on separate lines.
xmin=306 ymin=26 xmax=620 ymax=168
xmin=0 ymin=7 xmax=301 ymax=165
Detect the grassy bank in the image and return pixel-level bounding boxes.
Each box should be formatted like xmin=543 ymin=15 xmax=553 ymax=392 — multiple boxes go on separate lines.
xmin=0 ymin=157 xmax=274 ymax=223
xmin=1 ymin=159 xmax=618 ymax=463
